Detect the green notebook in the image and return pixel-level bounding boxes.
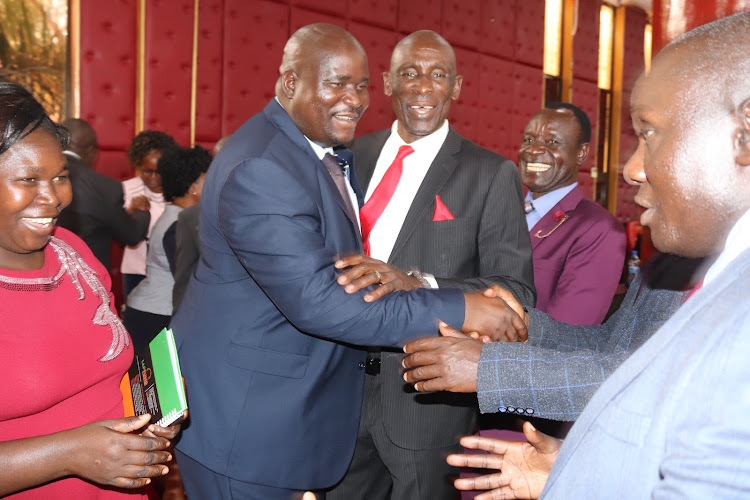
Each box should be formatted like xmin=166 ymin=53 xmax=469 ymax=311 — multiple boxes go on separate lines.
xmin=122 ymin=328 xmax=187 ymax=427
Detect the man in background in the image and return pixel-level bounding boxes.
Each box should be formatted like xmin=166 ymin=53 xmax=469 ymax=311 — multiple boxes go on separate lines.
xmin=330 ymin=30 xmax=534 ymax=500
xmin=520 ymin=103 xmax=624 ymax=325
xmin=57 ymin=118 xmax=150 ymax=271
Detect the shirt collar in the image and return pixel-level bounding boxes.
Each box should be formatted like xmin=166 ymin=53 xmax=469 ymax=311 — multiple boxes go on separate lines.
xmin=525 ymin=183 xmax=578 ymax=220
xmin=703 ymin=207 xmax=750 ymax=286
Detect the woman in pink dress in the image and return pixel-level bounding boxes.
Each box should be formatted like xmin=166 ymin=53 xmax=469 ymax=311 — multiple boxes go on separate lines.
xmin=0 ymin=83 xmax=178 ymax=498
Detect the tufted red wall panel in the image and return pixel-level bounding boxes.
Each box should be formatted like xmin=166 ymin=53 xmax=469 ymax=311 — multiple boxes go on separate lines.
xmin=450 ymin=47 xmax=481 ymax=141
xmin=509 ymin=63 xmax=544 ymax=158
xmin=397 ymin=0 xmax=442 ymax=34
xmin=290 ymin=6 xmax=344 ymax=32
xmin=350 ymin=22 xmax=401 ymax=136
xmin=443 ymin=0 xmax=482 ymax=50
xmin=480 ymin=0 xmax=518 ymax=61
xmin=514 ymin=0 xmax=545 ymax=67
xmin=195 ymin=0 xmax=225 ymax=144
xmin=222 ymin=0 xmax=288 ymax=135
xmin=143 ymin=0 xmax=194 ymax=145
xmin=350 ymin=0 xmax=397 ymax=30
xmin=79 ymin=0 xmax=137 ymax=152
xmin=475 ymin=55 xmax=515 ymax=157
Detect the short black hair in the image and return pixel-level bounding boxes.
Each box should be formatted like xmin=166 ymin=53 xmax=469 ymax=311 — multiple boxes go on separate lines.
xmin=126 ymin=130 xmax=178 ymax=167
xmin=545 ymin=102 xmax=592 ymax=145
xmin=158 ymin=145 xmax=212 ymax=202
xmin=0 ymin=82 xmax=69 ymax=156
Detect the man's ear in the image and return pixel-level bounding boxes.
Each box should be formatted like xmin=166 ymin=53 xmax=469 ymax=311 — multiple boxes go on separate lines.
xmin=281 ymin=71 xmax=296 ymax=99
xmin=382 ymin=71 xmax=392 ymax=97
xmin=735 ymin=97 xmax=750 ymax=166
xmin=577 ymin=142 xmax=591 ymax=166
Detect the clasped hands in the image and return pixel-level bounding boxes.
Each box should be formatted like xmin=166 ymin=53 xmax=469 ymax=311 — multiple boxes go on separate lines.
xmin=335 ymin=254 xmax=529 ymax=392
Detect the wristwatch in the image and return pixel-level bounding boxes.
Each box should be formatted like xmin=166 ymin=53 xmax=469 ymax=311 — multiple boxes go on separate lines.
xmin=407 ymin=269 xmax=432 ymax=289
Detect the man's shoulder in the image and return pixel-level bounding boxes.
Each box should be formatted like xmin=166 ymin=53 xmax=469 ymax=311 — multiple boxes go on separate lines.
xmin=568 ymin=192 xmax=623 ymax=232
xmin=350 ymin=129 xmax=391 ymax=153
xmin=448 ymin=129 xmax=514 ymax=166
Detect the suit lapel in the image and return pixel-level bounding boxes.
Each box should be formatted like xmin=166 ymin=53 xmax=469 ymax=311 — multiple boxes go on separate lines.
xmin=264 ymin=99 xmax=362 ymax=238
xmin=388 ymin=128 xmax=462 ymax=261
xmin=352 ymin=129 xmax=391 ymax=194
xmin=529 ymin=187 xmax=583 ymax=249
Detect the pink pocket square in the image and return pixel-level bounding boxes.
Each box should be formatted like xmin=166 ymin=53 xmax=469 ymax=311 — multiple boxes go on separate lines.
xmin=433 ymin=195 xmax=455 ymax=221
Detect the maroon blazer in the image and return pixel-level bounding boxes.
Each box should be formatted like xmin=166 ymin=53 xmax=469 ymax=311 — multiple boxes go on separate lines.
xmin=530 ymin=186 xmax=625 ymax=325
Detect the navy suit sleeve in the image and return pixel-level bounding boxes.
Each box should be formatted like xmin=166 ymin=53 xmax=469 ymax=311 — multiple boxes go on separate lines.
xmin=103 ymin=182 xmax=150 ymax=246
xmin=217 ymin=158 xmax=465 ymax=347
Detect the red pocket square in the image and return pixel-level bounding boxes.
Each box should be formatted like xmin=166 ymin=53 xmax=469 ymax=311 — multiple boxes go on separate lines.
xmin=433 ymin=195 xmax=455 ymax=221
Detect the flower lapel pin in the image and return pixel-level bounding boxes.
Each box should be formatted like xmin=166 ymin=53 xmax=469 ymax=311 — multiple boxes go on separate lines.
xmin=535 ymin=210 xmax=570 ymax=239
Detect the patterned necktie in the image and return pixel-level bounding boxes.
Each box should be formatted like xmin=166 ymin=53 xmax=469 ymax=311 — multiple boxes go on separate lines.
xmin=524 ymin=201 xmax=535 ymax=214
xmin=322 ymin=153 xmax=358 ymax=224
xmin=360 ymin=145 xmax=415 ymax=255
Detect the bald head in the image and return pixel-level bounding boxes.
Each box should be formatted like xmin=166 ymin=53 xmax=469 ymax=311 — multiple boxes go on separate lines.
xmin=62 ymin=118 xmax=98 ymax=167
xmin=277 ymin=23 xmax=366 ymax=102
xmin=623 ymin=10 xmax=750 ymax=259
xmin=390 ymin=30 xmax=456 ymax=73
xmin=276 ymin=24 xmax=370 ymax=147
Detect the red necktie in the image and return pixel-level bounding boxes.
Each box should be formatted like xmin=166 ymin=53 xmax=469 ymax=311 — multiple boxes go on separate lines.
xmin=360 ymin=145 xmax=414 ymax=255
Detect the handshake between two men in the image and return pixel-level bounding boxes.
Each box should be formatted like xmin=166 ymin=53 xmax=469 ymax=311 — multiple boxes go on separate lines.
xmin=335 ymin=254 xmax=557 ymax=500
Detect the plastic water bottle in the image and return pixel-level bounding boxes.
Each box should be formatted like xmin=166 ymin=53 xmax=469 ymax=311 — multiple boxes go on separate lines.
xmin=627 ymin=250 xmax=641 ymax=285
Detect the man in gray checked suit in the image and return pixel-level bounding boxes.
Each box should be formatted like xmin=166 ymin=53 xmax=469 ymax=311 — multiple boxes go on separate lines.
xmin=408 ymin=11 xmax=750 ymax=498
xmin=329 ymin=30 xmax=535 ymax=500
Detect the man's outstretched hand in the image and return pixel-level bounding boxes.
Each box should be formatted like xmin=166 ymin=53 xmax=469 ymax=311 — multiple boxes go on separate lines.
xmin=402 ymin=322 xmax=483 ymax=392
xmin=447 ymin=421 xmax=561 ymax=500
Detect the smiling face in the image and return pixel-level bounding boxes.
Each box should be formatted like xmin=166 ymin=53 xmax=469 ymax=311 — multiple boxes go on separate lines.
xmin=623 ymin=44 xmax=745 ymax=258
xmin=384 ymin=32 xmax=462 ymax=143
xmin=0 ymin=129 xmax=71 ymax=270
xmin=519 ymin=108 xmax=588 ymax=198
xmin=285 ymin=40 xmax=370 ymax=147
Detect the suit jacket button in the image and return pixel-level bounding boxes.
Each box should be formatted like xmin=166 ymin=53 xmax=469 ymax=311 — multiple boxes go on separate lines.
xmin=525 ymin=408 xmax=534 ymax=414
xmin=498 ymin=406 xmax=507 ymax=413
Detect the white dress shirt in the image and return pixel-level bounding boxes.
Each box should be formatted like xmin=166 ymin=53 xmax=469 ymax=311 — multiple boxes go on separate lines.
xmin=704 ymin=207 xmax=750 ymax=287
xmin=365 ymin=120 xmax=449 ymax=270
xmin=524 ymin=182 xmax=578 ymax=231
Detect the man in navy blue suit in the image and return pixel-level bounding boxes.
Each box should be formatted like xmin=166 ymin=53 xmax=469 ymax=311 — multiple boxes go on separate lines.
xmin=170 ymin=24 xmax=524 ymax=500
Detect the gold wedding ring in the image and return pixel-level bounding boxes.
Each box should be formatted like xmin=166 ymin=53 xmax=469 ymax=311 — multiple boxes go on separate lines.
xmin=374 ymin=270 xmax=383 ymax=283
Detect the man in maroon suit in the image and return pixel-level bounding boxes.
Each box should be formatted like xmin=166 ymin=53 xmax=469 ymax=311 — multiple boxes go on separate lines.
xmin=520 ymin=102 xmax=625 ymax=325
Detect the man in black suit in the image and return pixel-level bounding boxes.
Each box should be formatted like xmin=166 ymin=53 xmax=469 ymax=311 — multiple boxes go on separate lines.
xmin=329 ymin=31 xmax=535 ymax=500
xmin=57 ymin=118 xmax=150 ymax=271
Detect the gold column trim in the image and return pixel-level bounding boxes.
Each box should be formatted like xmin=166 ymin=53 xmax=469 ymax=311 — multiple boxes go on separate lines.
xmin=190 ymin=0 xmax=199 ymax=146
xmin=560 ymin=0 xmax=576 ymax=102
xmin=136 ymin=0 xmax=146 ymax=133
xmin=607 ymin=6 xmax=626 ymax=216
xmin=69 ymin=0 xmax=81 ymax=117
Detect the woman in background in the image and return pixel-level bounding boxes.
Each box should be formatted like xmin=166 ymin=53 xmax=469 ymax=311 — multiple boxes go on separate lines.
xmin=123 ymin=145 xmax=211 ymax=352
xmin=0 ymin=82 xmax=178 ymax=498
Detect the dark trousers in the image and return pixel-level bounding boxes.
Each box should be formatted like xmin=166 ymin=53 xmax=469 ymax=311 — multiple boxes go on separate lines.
xmin=121 ymin=306 xmax=170 ymax=353
xmin=175 ymin=449 xmax=325 ymax=500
